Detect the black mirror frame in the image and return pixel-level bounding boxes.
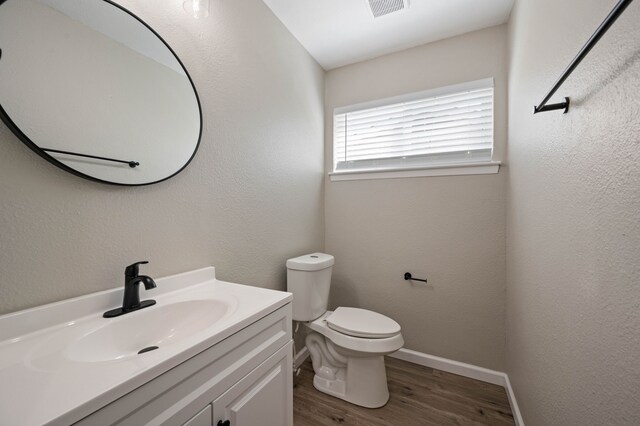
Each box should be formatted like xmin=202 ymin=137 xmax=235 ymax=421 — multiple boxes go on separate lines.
xmin=0 ymin=0 xmax=203 ymax=186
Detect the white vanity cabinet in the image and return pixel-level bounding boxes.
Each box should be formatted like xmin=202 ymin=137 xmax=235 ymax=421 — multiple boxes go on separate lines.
xmin=75 ymin=304 xmax=293 ymax=426
xmin=211 ymin=344 xmax=291 ymax=426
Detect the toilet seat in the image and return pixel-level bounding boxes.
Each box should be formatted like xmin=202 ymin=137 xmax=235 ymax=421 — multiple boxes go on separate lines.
xmin=326 ymin=307 xmax=401 ymax=339
xmin=307 ymin=311 xmax=404 ymax=355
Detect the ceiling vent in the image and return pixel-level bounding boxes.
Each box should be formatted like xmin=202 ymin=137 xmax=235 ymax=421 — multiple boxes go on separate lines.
xmin=366 ymin=0 xmax=409 ymax=18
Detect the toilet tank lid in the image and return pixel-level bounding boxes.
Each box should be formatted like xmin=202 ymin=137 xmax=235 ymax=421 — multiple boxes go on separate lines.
xmin=286 ymin=253 xmax=334 ymax=271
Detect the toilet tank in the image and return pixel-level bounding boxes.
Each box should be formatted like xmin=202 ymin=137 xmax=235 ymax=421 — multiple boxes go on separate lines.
xmin=286 ymin=253 xmax=334 ymax=322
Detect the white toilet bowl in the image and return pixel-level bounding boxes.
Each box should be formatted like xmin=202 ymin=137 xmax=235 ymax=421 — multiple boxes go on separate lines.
xmin=286 ymin=253 xmax=404 ymax=408
xmin=304 ymin=308 xmax=404 ymax=408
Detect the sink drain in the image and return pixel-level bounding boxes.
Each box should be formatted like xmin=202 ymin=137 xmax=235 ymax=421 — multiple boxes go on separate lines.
xmin=138 ymin=346 xmax=159 ymax=354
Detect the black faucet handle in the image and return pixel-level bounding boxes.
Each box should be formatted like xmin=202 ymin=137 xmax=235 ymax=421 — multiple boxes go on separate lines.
xmin=125 ymin=261 xmax=149 ymax=278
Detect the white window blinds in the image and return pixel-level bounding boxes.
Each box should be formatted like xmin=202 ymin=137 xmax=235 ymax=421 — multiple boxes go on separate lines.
xmin=333 ymin=78 xmax=494 ymax=172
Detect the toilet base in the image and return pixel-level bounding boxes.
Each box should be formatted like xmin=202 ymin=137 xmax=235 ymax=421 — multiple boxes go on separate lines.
xmin=306 ymin=330 xmax=391 ymax=408
xmin=311 ymin=355 xmax=390 ymax=408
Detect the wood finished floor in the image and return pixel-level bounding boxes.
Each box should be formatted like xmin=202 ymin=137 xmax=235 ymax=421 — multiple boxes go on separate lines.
xmin=293 ymin=357 xmax=514 ymax=426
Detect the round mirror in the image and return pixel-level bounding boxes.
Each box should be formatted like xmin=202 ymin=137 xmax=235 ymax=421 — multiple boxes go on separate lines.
xmin=0 ymin=0 xmax=202 ymax=186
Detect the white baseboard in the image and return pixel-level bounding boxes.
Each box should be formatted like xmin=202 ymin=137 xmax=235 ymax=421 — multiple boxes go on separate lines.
xmin=388 ymin=348 xmax=504 ymax=385
xmin=388 ymin=348 xmax=524 ymax=426
xmin=294 ymin=346 xmax=310 ymax=370
xmin=503 ymin=373 xmax=525 ymax=426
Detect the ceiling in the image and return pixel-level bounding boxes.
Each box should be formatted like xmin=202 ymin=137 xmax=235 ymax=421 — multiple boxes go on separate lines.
xmin=262 ymin=0 xmax=515 ymax=70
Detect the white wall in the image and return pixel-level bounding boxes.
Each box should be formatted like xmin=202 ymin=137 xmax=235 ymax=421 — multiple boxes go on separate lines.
xmin=507 ymin=0 xmax=640 ymax=424
xmin=325 ymin=26 xmax=508 ymax=370
xmin=0 ymin=0 xmax=325 ymax=314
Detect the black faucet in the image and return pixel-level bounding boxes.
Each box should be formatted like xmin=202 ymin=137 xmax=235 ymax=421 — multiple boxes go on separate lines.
xmin=104 ymin=261 xmax=157 ymax=318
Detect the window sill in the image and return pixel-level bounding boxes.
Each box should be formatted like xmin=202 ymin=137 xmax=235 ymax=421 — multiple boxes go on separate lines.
xmin=329 ymin=161 xmax=501 ymax=181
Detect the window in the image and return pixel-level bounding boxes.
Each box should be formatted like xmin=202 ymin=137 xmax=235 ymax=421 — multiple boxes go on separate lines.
xmin=331 ymin=78 xmax=498 ymax=180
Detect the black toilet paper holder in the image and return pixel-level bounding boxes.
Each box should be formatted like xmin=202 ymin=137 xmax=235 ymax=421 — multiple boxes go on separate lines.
xmin=404 ymin=272 xmax=427 ymax=283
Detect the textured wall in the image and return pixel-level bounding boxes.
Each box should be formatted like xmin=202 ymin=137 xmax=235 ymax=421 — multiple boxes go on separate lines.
xmin=0 ymin=0 xmax=325 ymax=314
xmin=325 ymin=26 xmax=508 ymax=370
xmin=506 ymin=0 xmax=640 ymax=424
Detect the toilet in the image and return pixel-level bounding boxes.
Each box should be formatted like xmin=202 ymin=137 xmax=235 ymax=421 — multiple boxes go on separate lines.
xmin=286 ymin=253 xmax=404 ymax=408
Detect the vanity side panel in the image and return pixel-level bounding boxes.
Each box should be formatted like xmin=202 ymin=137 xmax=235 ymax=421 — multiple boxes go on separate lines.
xmin=74 ymin=304 xmax=291 ymax=426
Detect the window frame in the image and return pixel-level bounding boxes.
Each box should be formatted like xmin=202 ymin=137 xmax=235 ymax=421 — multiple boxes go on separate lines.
xmin=330 ymin=78 xmax=500 ymax=181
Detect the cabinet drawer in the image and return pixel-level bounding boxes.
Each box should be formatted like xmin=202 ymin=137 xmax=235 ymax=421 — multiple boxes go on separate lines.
xmin=75 ymin=303 xmax=291 ymax=426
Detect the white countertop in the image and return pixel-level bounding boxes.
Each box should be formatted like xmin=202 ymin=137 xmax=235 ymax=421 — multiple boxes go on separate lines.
xmin=0 ymin=267 xmax=292 ymax=426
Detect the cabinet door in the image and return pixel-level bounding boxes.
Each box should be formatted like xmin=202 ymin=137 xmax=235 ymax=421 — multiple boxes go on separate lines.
xmin=184 ymin=405 xmax=212 ymax=426
xmin=213 ymin=342 xmax=292 ymax=426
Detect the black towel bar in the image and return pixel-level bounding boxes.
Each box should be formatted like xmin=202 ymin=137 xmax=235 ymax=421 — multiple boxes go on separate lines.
xmin=534 ymin=0 xmax=634 ymax=114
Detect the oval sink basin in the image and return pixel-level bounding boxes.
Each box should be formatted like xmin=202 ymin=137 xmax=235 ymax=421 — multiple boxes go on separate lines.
xmin=66 ymin=300 xmax=231 ymax=363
